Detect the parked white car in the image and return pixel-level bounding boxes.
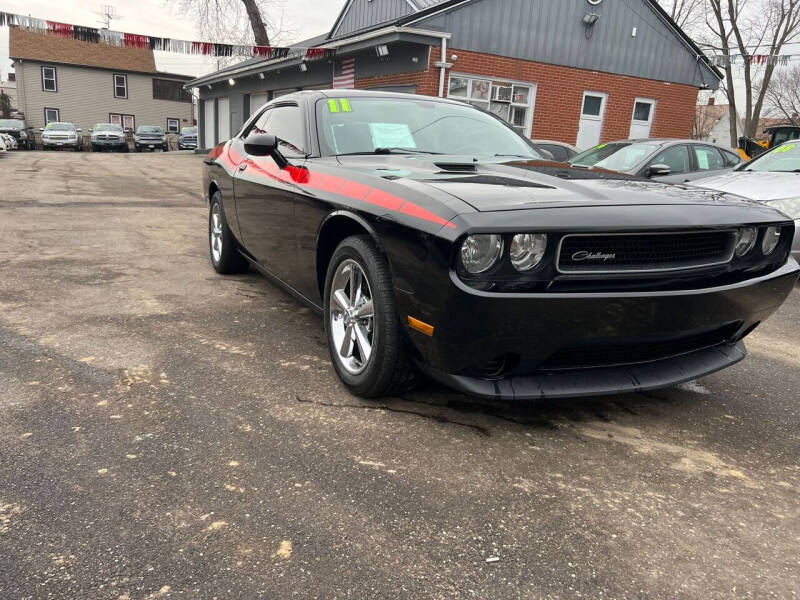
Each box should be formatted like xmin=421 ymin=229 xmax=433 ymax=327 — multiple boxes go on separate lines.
xmin=693 ymin=140 xmax=800 ymax=263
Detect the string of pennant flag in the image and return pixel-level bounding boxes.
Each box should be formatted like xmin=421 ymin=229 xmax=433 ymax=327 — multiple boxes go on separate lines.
xmin=0 ymin=10 xmax=337 ymax=61
xmin=708 ymin=54 xmax=793 ymax=67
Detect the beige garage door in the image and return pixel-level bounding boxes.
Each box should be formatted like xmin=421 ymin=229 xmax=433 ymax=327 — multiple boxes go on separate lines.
xmin=203 ymin=99 xmax=215 ymax=149
xmin=250 ymin=93 xmax=268 ymax=116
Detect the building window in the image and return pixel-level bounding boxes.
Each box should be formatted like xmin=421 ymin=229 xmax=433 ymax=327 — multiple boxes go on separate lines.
xmin=166 ymin=118 xmax=180 ymax=133
xmin=447 ymin=74 xmax=536 ymax=136
xmin=42 ymin=66 xmax=57 ymax=92
xmin=152 ymin=78 xmax=192 ymax=103
xmin=114 ymin=74 xmax=128 ymax=99
xmin=44 ymin=108 xmax=60 ymax=123
xmin=110 ymin=113 xmax=136 ymax=131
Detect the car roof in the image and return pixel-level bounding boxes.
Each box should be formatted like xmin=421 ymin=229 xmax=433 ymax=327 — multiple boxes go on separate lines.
xmin=603 ymin=138 xmax=737 ymax=150
xmin=274 ymin=88 xmax=472 ymax=108
xmin=530 ymin=139 xmax=579 ymax=151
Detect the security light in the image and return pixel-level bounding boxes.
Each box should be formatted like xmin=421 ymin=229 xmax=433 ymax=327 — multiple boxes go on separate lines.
xmin=228 ymin=78 xmax=235 ymax=86
xmin=259 ymin=73 xmax=265 ymax=80
xmin=299 ymin=62 xmax=308 ymax=72
xmin=376 ymin=44 xmax=389 ymax=57
xmin=583 ymin=13 xmax=600 ymax=26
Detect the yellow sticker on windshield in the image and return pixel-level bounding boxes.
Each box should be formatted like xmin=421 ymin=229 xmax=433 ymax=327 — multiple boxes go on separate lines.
xmin=340 ymin=99 xmax=352 ymax=112
xmin=328 ymin=99 xmax=340 ymax=113
xmin=596 ymin=144 xmax=607 ymax=149
xmin=776 ymin=143 xmax=796 ymax=153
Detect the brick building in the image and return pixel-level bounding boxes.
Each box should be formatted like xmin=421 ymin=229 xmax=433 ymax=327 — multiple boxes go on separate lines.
xmin=188 ymin=0 xmax=721 ymax=150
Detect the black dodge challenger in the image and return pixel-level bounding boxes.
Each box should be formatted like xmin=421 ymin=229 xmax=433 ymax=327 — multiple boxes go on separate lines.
xmin=203 ymin=90 xmax=798 ymax=400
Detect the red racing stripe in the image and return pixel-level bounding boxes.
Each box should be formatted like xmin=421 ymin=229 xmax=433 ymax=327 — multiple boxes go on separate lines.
xmin=218 ymin=149 xmax=456 ymax=229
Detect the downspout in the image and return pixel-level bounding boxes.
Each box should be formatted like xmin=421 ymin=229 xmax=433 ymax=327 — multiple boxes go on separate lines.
xmin=435 ymin=36 xmax=453 ymax=97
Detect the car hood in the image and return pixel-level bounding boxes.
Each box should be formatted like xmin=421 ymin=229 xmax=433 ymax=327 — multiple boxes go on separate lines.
xmin=334 ymin=155 xmax=757 ymax=212
xmin=693 ymin=170 xmax=800 ymax=201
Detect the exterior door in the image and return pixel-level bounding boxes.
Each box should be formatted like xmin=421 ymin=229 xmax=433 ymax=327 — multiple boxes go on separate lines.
xmin=576 ymin=92 xmax=608 ymax=150
xmin=203 ymin=100 xmax=215 ymax=148
xmin=217 ymin=97 xmax=231 ymax=143
xmin=629 ymin=98 xmax=656 ymax=139
xmin=234 ymin=104 xmax=308 ymax=280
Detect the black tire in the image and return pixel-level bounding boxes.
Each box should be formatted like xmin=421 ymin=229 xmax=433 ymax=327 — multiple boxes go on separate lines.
xmin=323 ymin=235 xmax=417 ymax=398
xmin=209 ymin=192 xmax=248 ymax=274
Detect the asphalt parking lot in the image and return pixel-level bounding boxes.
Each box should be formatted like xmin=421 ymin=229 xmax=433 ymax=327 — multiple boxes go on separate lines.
xmin=1 ymin=151 xmax=798 ymax=599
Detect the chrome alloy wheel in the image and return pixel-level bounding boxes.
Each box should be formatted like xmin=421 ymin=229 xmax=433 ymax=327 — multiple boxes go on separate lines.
xmin=210 ymin=204 xmax=223 ymax=263
xmin=329 ymin=259 xmax=375 ymax=375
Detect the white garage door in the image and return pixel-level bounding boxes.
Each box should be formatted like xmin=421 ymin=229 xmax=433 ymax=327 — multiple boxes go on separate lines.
xmin=250 ymin=93 xmax=268 ymax=116
xmin=217 ymin=96 xmax=230 ymax=142
xmin=203 ymin=99 xmax=215 ymax=148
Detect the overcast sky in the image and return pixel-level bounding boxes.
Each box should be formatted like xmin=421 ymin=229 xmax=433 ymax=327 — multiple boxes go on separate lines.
xmin=0 ymin=0 xmax=347 ymax=79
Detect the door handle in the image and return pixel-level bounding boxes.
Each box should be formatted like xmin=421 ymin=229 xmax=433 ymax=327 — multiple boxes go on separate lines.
xmin=238 ymin=163 xmax=248 ymax=171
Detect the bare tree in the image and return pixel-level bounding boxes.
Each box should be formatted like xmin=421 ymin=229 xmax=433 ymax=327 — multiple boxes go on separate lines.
xmin=172 ymin=0 xmax=293 ymax=47
xmin=705 ymin=0 xmax=800 ymax=145
xmin=658 ymin=0 xmax=706 ymax=28
xmin=0 ymin=91 xmax=11 ymax=118
xmin=763 ymin=64 xmax=800 ymax=123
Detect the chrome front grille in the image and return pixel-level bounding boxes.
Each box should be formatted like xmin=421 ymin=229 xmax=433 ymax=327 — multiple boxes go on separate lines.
xmin=557 ymin=230 xmax=737 ymax=274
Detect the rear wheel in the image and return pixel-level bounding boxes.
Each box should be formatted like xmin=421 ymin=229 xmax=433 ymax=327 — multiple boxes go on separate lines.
xmin=209 ymin=192 xmax=248 ymax=274
xmin=323 ymin=235 xmax=416 ymax=398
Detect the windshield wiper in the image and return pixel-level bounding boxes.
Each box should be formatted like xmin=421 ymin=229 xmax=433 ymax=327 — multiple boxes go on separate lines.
xmin=493 ymin=153 xmax=533 ymax=159
xmin=337 ymin=148 xmax=442 ymax=156
xmin=374 ymin=147 xmax=442 ymax=155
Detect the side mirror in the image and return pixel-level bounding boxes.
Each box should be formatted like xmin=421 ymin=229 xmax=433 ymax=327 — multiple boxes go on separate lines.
xmin=77 ymin=128 xmax=82 ymax=132
xmin=39 ymin=127 xmax=44 ymax=131
xmin=245 ymin=132 xmax=288 ymax=169
xmin=645 ymin=163 xmax=671 ymax=178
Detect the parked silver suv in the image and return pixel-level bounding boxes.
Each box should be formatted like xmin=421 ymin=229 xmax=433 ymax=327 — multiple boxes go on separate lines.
xmin=40 ymin=122 xmax=83 ymax=151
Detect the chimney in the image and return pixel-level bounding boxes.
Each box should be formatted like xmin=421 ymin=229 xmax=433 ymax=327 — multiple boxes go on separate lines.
xmin=708 ymin=97 xmax=716 ymax=106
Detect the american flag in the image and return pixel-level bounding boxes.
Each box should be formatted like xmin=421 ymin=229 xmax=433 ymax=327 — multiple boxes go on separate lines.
xmin=333 ymin=58 xmax=355 ymax=89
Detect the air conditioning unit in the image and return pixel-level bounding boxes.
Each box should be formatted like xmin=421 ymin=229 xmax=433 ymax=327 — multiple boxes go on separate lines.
xmin=492 ymin=86 xmax=512 ymax=102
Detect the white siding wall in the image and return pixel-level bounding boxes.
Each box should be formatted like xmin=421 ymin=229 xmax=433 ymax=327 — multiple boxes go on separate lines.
xmin=15 ymin=60 xmax=193 ymax=133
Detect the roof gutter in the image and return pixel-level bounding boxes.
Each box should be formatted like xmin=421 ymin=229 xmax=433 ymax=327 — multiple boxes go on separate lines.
xmin=186 ymin=26 xmax=451 ymax=88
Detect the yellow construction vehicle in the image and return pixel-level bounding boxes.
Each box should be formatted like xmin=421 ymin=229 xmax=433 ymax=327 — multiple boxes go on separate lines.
xmin=738 ymin=125 xmax=800 ymax=161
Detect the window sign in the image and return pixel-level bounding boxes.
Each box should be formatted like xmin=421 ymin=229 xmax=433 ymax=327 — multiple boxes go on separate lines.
xmin=368 ymin=123 xmax=417 ymax=149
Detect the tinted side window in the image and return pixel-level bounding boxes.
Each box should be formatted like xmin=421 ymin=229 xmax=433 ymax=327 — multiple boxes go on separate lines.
xmin=722 ymin=150 xmax=742 ymax=167
xmin=648 ymin=145 xmax=691 ymax=174
xmin=248 ymin=108 xmax=273 ymax=136
xmin=693 ymin=146 xmax=725 ymax=171
xmin=265 ymin=105 xmax=307 ymax=158
xmin=539 ymin=144 xmax=569 ymax=162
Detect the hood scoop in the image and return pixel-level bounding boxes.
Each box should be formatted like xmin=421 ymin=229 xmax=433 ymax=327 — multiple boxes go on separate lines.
xmin=434 ymin=162 xmax=478 ymax=174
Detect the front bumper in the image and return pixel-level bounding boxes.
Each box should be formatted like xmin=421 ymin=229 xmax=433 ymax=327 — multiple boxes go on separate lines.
xmin=398 ymin=259 xmax=799 ymax=400
xmin=43 ymin=139 xmax=78 ymax=148
xmin=92 ymin=139 xmax=126 ymax=147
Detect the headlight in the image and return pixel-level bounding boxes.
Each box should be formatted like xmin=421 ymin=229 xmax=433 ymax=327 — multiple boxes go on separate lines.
xmin=767 ymin=197 xmax=800 ymax=219
xmin=160 ymin=135 xmax=166 ymax=140
xmin=19 ymin=131 xmax=27 ymax=139
xmin=510 ymin=234 xmax=547 ymax=271
xmin=735 ymin=227 xmax=757 ymax=257
xmin=460 ymin=234 xmax=504 ymax=274
xmin=134 ymin=135 xmax=141 ymax=141
xmin=762 ymin=226 xmax=782 ymax=255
